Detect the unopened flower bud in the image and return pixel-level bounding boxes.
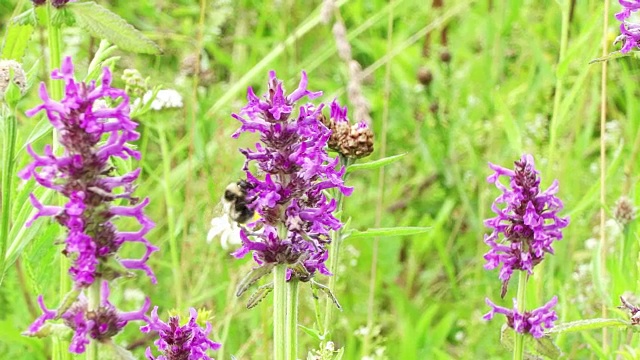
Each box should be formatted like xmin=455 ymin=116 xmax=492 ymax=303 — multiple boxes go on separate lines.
xmin=121 ymin=69 xmax=148 ymax=98
xmin=440 ymin=50 xmax=451 ymax=63
xmin=0 ymin=60 xmax=27 ymax=101
xmin=51 ymin=0 xmax=70 ymax=8
xmin=417 ymin=67 xmax=433 ymax=86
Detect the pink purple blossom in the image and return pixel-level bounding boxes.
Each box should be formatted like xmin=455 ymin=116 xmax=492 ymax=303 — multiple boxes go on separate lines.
xmin=615 ymin=1 xmax=640 ymax=53
xmin=483 ymin=154 xmax=569 ymax=296
xmin=231 ymin=71 xmax=352 ymax=280
xmin=25 ymin=281 xmax=149 ymax=354
xmin=141 ymin=307 xmax=221 ymax=360
xmin=483 ymin=296 xmax=558 ymax=338
xmin=19 ymin=56 xmax=157 ymax=288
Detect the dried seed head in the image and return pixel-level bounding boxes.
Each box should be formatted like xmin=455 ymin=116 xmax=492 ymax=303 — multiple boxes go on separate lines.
xmin=440 ymin=50 xmax=452 ymax=63
xmin=0 ymin=60 xmax=27 ymax=99
xmin=614 ymin=196 xmax=637 ymax=226
xmin=417 ymin=67 xmax=433 ymax=86
xmin=321 ymin=105 xmax=374 ymax=159
xmin=429 ymin=102 xmax=439 ymax=114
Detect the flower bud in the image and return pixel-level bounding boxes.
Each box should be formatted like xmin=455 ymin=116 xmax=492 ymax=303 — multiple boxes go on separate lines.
xmin=0 ymin=60 xmax=27 ymax=103
xmin=417 ymin=67 xmax=433 ymax=86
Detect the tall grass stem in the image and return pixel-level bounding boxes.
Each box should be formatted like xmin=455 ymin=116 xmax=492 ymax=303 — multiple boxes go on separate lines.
xmin=363 ymin=1 xmax=393 ymax=356
xmin=159 ymin=129 xmax=183 ymax=309
xmin=599 ymin=0 xmax=610 ymax=352
xmin=0 ymin=113 xmax=17 ymax=285
xmin=322 ymin=154 xmax=348 ymax=336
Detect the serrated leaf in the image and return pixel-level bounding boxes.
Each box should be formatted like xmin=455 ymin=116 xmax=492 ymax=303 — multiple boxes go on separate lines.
xmin=345 ymin=153 xmax=407 ymax=174
xmin=67 ymin=2 xmax=161 ymax=55
xmin=532 ymin=336 xmax=561 ymax=359
xmin=246 ymin=282 xmax=273 ymax=309
xmin=346 ymin=226 xmax=430 ymax=240
xmin=500 ymin=324 xmax=515 ymax=351
xmin=4 ymin=188 xmax=57 ymax=273
xmin=11 ymin=9 xmax=37 ymax=26
xmin=298 ymin=324 xmax=323 ymax=341
xmin=236 ymin=264 xmax=274 ymax=297
xmin=589 ymin=51 xmax=630 ymax=64
xmin=101 ymin=340 xmax=137 ymax=360
xmin=545 ymin=318 xmax=630 ymax=334
xmin=1 ymin=24 xmax=34 ymax=60
xmin=310 ymin=280 xmax=341 ymax=310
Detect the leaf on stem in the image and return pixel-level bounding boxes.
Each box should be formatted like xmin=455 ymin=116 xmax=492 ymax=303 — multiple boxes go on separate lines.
xmin=67 ymin=2 xmax=161 ymax=55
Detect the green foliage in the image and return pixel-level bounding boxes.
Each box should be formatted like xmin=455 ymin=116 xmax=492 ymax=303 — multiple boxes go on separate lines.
xmin=0 ymin=0 xmax=639 ymax=359
xmin=67 ymin=2 xmax=161 ymax=55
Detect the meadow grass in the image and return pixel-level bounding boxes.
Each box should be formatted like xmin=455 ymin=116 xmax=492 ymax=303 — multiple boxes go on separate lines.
xmin=0 ymin=0 xmax=639 ymax=359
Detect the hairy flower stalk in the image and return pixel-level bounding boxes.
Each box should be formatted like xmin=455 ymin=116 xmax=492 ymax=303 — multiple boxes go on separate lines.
xmin=614 ymin=0 xmax=640 ymax=53
xmin=141 ymin=307 xmax=221 ymax=360
xmin=482 ymin=155 xmax=568 ymax=359
xmin=231 ymin=71 xmax=352 ymax=359
xmin=20 ymin=57 xmax=157 ymax=354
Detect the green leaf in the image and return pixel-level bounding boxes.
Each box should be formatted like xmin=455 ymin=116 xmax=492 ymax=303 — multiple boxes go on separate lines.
xmin=589 ymin=51 xmax=630 ymax=64
xmin=246 ymin=282 xmax=273 ymax=309
xmin=545 ymin=318 xmax=630 ymax=335
xmin=235 ymin=264 xmax=274 ymax=297
xmin=346 ymin=153 xmax=406 ymax=174
xmin=346 ymin=226 xmax=430 ymax=240
xmin=532 ymin=336 xmax=562 ymax=359
xmin=67 ymin=2 xmax=161 ymax=55
xmin=1 ymin=24 xmax=34 ymax=60
xmin=19 ymin=116 xmax=52 ymax=154
xmin=298 ymin=324 xmax=323 ymax=342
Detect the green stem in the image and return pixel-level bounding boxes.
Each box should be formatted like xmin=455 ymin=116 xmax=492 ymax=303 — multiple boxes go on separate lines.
xmin=273 ymin=265 xmax=287 ymax=360
xmin=0 ymin=112 xmax=17 ymax=285
xmin=46 ymin=5 xmax=70 ymax=360
xmin=85 ymin=281 xmax=101 ymax=360
xmin=322 ymin=155 xmax=348 ymax=336
xmin=547 ymin=0 xmax=570 ymax=171
xmin=286 ymin=279 xmax=299 ymax=360
xmin=159 ymin=129 xmax=183 ymax=309
xmin=513 ymin=271 xmax=528 ymax=360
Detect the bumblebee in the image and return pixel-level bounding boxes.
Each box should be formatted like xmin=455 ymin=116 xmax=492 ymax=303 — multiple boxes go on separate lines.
xmin=223 ymin=180 xmax=255 ymax=224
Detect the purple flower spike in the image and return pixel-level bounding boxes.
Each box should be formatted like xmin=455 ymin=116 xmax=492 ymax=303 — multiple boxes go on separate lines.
xmin=141 ymin=307 xmax=221 ymax=360
xmin=615 ymin=1 xmax=640 ymax=52
xmin=25 ymin=281 xmax=149 ymax=354
xmin=484 ymin=296 xmax=558 ymax=338
xmin=19 ymin=57 xmax=156 ymax=288
xmin=483 ymin=155 xmax=568 ymax=296
xmin=231 ymin=71 xmax=351 ymax=280
xmin=617 ymin=0 xmax=640 ymax=21
xmin=24 ymin=296 xmax=57 ymax=336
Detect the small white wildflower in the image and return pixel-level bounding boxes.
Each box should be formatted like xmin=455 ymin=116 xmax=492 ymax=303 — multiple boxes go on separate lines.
xmin=136 ymin=89 xmax=183 ymax=111
xmin=454 ymin=331 xmax=465 ymax=342
xmin=584 ymin=238 xmax=598 ymax=250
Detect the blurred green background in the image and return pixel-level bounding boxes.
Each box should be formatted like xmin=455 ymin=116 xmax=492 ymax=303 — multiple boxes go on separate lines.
xmin=1 ymin=0 xmax=639 ymax=358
